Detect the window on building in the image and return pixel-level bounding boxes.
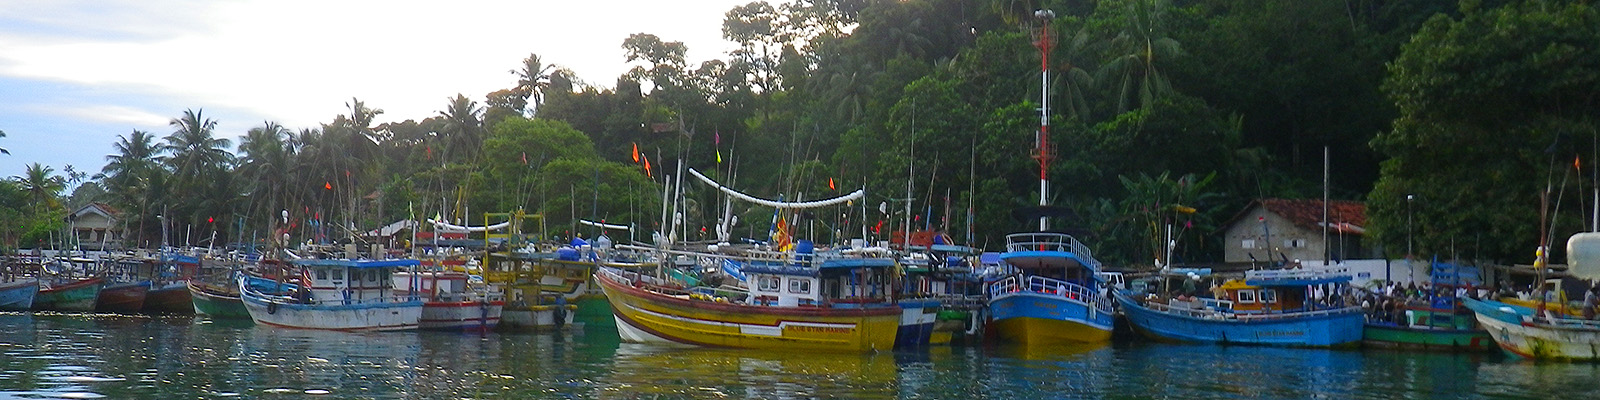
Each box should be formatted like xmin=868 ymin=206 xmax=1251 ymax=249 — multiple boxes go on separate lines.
xmin=1241 ymin=239 xmax=1256 ymax=249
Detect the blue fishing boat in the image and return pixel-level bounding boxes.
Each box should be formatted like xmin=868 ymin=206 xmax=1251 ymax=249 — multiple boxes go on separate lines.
xmin=1116 ymin=266 xmax=1364 ymax=347
xmin=986 ymin=232 xmax=1115 ymax=345
xmin=0 ymin=278 xmax=40 ymax=311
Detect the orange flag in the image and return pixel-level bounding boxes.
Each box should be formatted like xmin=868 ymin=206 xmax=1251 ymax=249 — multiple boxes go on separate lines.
xmin=643 ymin=155 xmax=652 ymax=177
xmin=324 ymin=182 xmax=332 ymax=190
xmin=828 ymin=177 xmax=835 ymax=190
xmin=632 ymin=143 xmax=640 ymax=163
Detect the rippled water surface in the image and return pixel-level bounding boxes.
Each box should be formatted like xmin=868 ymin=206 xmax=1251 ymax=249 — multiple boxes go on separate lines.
xmin=4 ymin=312 xmax=1600 ymax=399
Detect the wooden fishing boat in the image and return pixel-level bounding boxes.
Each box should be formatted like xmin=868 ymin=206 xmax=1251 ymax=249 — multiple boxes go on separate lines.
xmin=393 ymin=270 xmax=504 ymax=331
xmin=594 ymin=245 xmax=902 ymax=352
xmin=987 ymin=232 xmax=1116 ymax=345
xmin=96 ymin=280 xmax=151 ymax=313
xmin=0 ymin=278 xmax=40 ymax=311
xmin=1362 ymin=260 xmax=1492 ymax=351
xmin=240 ymin=258 xmax=423 ymax=331
xmin=34 ymin=277 xmax=104 ymax=312
xmin=1464 ymin=297 xmax=1600 ymax=360
xmin=1116 ymin=266 xmax=1364 ymax=347
xmin=189 ymin=278 xmax=250 ymax=319
xmin=141 ymin=280 xmax=194 ymax=314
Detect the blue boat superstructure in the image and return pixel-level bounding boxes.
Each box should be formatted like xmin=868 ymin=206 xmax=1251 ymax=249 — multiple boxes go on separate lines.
xmin=1116 ymin=266 xmax=1363 ymax=347
xmin=240 ymin=258 xmax=424 ymax=331
xmin=986 ymin=232 xmax=1115 ymax=344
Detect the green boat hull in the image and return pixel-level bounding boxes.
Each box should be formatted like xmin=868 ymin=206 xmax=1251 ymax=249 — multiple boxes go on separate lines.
xmin=573 ymin=295 xmax=614 ymax=332
xmin=35 ymin=279 xmax=103 ymax=312
xmin=189 ymin=282 xmax=252 ymax=320
xmin=1362 ymin=323 xmax=1494 ymax=352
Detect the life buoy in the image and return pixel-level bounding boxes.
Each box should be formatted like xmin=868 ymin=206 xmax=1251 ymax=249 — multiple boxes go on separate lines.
xmin=267 ymin=302 xmax=278 ymax=314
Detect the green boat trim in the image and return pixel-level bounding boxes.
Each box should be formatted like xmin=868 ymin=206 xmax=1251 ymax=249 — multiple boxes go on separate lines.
xmin=1362 ymin=323 xmax=1494 ymax=352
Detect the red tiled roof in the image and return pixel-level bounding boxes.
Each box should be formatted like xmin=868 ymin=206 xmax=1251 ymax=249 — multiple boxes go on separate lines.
xmin=1259 ymin=198 xmax=1366 ymax=234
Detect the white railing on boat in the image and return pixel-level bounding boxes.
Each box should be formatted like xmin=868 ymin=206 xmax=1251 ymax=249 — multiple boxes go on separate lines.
xmin=989 ymin=275 xmax=1113 ymax=313
xmin=1245 ymin=266 xmax=1351 ymax=281
xmin=1532 ymin=314 xmax=1600 ymax=329
xmin=1004 ymin=232 xmax=1101 ymax=271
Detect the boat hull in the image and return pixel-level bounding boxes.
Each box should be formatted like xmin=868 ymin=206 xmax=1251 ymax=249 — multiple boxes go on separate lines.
xmin=1362 ymin=323 xmax=1494 ymax=351
xmin=142 ymin=281 xmax=194 ymax=314
xmin=596 ymin=268 xmax=901 ymax=352
xmin=420 ymin=300 xmax=505 ymax=331
xmin=0 ymin=279 xmax=40 ymax=311
xmin=1465 ymin=298 xmax=1600 ymax=360
xmin=894 ymin=299 xmax=940 ymax=348
xmin=241 ymin=293 xmax=423 ymax=332
xmin=501 ymin=304 xmax=578 ymax=330
xmin=1116 ymin=292 xmax=1363 ymax=347
xmin=96 ymin=281 xmax=151 ymax=313
xmin=34 ymin=278 xmax=104 ymax=312
xmin=988 ymin=292 xmax=1114 ymax=345
xmin=189 ymin=281 xmax=250 ymax=319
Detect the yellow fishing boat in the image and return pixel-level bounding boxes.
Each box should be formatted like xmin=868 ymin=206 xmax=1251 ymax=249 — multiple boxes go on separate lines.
xmin=594 ymin=248 xmax=902 ymax=352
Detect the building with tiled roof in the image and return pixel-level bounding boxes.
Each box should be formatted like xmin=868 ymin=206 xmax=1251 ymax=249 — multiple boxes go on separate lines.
xmin=1220 ymin=198 xmax=1375 ymax=264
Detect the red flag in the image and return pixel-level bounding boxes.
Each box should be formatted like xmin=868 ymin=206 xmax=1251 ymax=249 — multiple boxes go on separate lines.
xmin=325 ymin=182 xmax=332 ymax=190
xmin=632 ymin=143 xmax=640 ymax=163
xmin=426 ymin=145 xmax=432 ymax=159
xmin=1576 ymin=156 xmax=1582 ymax=171
xmin=828 ymin=177 xmax=835 ymax=190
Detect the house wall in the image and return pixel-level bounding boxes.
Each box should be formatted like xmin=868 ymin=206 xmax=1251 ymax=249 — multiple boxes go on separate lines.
xmin=1222 ymin=205 xmax=1373 ymax=263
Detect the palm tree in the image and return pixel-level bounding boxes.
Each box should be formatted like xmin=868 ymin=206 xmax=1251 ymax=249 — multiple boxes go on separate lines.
xmin=513 ymin=53 xmax=557 ymax=116
xmin=14 ymin=163 xmax=65 ymax=212
xmin=437 ymin=94 xmax=485 ymax=161
xmin=1097 ymin=0 xmax=1183 ymax=113
xmin=164 ymin=109 xmax=233 ymax=180
xmin=239 ymin=121 xmax=294 ymax=229
xmin=0 ymin=129 xmax=10 ymax=155
xmin=100 ymin=130 xmax=163 ymax=247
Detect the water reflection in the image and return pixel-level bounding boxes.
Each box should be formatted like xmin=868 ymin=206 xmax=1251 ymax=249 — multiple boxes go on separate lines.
xmin=6 ymin=313 xmax=1600 ymax=399
xmin=603 ymin=343 xmax=898 ymax=399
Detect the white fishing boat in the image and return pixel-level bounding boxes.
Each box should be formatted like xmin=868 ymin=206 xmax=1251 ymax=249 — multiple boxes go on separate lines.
xmin=240 ymin=258 xmax=423 ymax=331
xmin=393 ymin=270 xmax=504 ymax=331
xmin=1463 ymin=232 xmax=1600 ymax=360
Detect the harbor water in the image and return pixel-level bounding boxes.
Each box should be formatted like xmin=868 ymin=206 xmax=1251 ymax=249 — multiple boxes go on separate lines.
xmin=3 ymin=312 xmax=1600 ymax=399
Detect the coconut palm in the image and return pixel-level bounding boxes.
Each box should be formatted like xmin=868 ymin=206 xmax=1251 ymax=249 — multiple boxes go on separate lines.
xmin=1097 ymin=0 xmax=1183 ymax=113
xmin=13 ymin=163 xmax=65 ymax=211
xmin=238 ymin=121 xmax=294 ymax=228
xmin=164 ymin=109 xmax=234 ymax=180
xmin=0 ymin=129 xmax=9 ymax=155
xmin=513 ymin=53 xmax=557 ymax=116
xmin=438 ymin=94 xmax=485 ymax=161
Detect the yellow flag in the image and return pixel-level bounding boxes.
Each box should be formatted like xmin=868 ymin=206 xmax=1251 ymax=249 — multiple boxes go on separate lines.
xmin=716 ymin=150 xmax=722 ymax=163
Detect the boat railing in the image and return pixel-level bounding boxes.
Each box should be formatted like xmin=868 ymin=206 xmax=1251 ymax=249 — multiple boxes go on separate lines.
xmin=1245 ymin=266 xmax=1351 ymax=281
xmin=1003 ymin=232 xmax=1101 ymax=271
xmin=597 ymin=267 xmax=696 ymax=298
xmin=1533 ymin=313 xmax=1600 ymax=329
xmin=989 ymin=275 xmax=1113 ymax=313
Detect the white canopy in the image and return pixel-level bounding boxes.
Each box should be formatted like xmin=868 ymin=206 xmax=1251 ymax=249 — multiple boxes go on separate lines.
xmin=427 ymin=219 xmax=510 ymax=233
xmin=580 ymin=219 xmax=631 ymax=231
xmin=687 ymin=168 xmax=863 ymax=209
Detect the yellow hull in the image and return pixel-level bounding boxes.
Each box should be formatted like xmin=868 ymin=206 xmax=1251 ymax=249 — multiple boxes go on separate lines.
xmin=597 ymin=270 xmax=900 ymax=352
xmin=991 ymin=316 xmax=1113 ymax=345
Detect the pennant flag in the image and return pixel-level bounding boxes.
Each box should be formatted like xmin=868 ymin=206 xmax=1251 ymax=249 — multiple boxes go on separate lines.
xmin=325 ymin=182 xmax=332 ymax=190
xmin=715 ymin=130 xmax=720 ymax=145
xmin=345 ymin=169 xmax=350 ymax=178
xmin=522 ymin=152 xmax=528 ymax=165
xmin=426 ymin=145 xmax=432 ymax=159
xmin=643 ymin=155 xmax=652 ymax=177
xmin=1576 ymin=156 xmax=1582 ymax=171
xmin=716 ymin=149 xmax=722 ymax=164
xmin=632 ymin=143 xmax=640 ymax=163
xmin=828 ymin=177 xmax=835 ymax=190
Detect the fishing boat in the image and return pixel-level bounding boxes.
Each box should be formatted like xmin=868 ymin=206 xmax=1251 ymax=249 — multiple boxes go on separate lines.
xmin=1461 ymin=232 xmax=1600 ymax=360
xmin=142 ymin=253 xmax=201 ymax=314
xmin=34 ymin=277 xmax=104 ymax=312
xmin=1115 ymin=266 xmax=1364 ymax=347
xmin=595 ymin=243 xmax=902 ymax=352
xmin=189 ymin=278 xmax=250 ymax=319
xmin=239 ymin=258 xmax=423 ymax=331
xmin=483 ymin=248 xmax=581 ymax=330
xmin=898 ymin=242 xmax=987 ymax=347
xmin=96 ymin=279 xmax=152 ymax=313
xmin=1362 ymin=260 xmax=1492 ymax=351
xmin=986 ymin=232 xmax=1116 ymax=345
xmin=393 ymin=270 xmax=504 ymax=331
xmin=0 ymin=278 xmax=40 ymax=311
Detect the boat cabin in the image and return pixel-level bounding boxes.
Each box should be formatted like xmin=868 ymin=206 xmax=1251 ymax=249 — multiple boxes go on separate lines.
xmin=1217 ymin=280 xmax=1303 ymax=313
xmin=1221 ymin=267 xmax=1354 ymax=313
xmin=1000 ymin=232 xmax=1103 ymax=293
xmin=294 ymin=259 xmax=417 ymax=305
xmin=743 ymin=254 xmax=897 ymax=308
xmin=392 ymin=271 xmax=473 ymax=301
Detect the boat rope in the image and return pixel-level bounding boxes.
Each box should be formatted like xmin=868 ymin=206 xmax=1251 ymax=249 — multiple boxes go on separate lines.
xmin=687 ymin=168 xmax=864 ymax=209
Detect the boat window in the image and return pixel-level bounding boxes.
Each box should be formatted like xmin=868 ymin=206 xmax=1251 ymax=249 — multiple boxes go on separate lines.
xmin=1237 ymin=290 xmax=1256 ymax=304
xmin=759 ymin=276 xmax=780 ymax=291
xmin=1260 ymin=289 xmax=1277 ymax=303
xmin=367 ymin=270 xmax=378 ymax=282
xmin=789 ymin=278 xmax=811 ymax=294
xmin=316 ymin=268 xmax=327 ymax=280
xmin=333 ymin=269 xmax=345 ymax=281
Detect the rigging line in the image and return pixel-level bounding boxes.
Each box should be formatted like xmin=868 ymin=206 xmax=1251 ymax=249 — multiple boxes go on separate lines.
xmin=686 ymin=168 xmax=863 ymax=209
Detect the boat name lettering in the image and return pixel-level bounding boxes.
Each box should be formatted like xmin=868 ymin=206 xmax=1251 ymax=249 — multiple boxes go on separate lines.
xmin=1256 ymin=330 xmax=1303 ymax=337
xmin=785 ymin=325 xmax=853 ymax=334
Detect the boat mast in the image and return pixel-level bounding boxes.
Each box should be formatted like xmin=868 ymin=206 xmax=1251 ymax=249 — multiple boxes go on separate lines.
xmin=1033 ymin=10 xmax=1056 ymax=232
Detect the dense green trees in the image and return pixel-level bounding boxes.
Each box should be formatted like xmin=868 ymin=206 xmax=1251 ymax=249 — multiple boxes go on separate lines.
xmin=12 ymin=0 xmax=1592 ymax=268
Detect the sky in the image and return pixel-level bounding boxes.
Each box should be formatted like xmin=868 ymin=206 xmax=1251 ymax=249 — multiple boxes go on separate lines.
xmin=0 ymin=0 xmax=755 ymax=190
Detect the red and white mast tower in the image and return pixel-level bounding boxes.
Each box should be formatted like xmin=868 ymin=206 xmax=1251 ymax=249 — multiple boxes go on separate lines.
xmin=1032 ymin=9 xmax=1056 ymax=232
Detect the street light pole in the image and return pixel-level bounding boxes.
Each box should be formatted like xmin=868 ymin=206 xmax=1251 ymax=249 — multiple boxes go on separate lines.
xmin=1407 ymin=194 xmax=1415 ymax=260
